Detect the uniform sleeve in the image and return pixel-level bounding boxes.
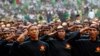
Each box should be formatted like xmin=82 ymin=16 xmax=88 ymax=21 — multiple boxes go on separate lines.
xmin=44 ymin=42 xmax=51 ymax=56
xmin=0 ymin=40 xmax=8 ymax=46
xmin=67 ymin=31 xmax=80 ymax=44
xmin=10 ymin=42 xmax=30 ymax=56
xmin=40 ymin=35 xmax=50 ymax=42
xmin=9 ymin=41 xmax=20 ymax=56
xmin=19 ymin=44 xmax=30 ymax=56
xmin=0 ymin=40 xmax=8 ymax=56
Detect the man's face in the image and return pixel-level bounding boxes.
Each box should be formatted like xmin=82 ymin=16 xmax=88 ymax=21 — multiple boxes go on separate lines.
xmin=28 ymin=26 xmax=39 ymax=38
xmin=43 ymin=29 xmax=50 ymax=35
xmin=89 ymin=28 xmax=98 ymax=38
xmin=75 ymin=25 xmax=83 ymax=31
xmin=57 ymin=29 xmax=66 ymax=39
xmin=3 ymin=28 xmax=11 ymax=38
xmin=83 ymin=23 xmax=89 ymax=27
xmin=4 ymin=32 xmax=11 ymax=38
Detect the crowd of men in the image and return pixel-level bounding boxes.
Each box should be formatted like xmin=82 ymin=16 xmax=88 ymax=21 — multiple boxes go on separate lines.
xmin=0 ymin=0 xmax=97 ymax=23
xmin=0 ymin=0 xmax=100 ymax=56
xmin=0 ymin=14 xmax=100 ymax=56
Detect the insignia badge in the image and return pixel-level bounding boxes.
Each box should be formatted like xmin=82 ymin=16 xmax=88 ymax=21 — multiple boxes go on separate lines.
xmin=65 ymin=44 xmax=71 ymax=49
xmin=39 ymin=45 xmax=46 ymax=52
xmin=95 ymin=46 xmax=100 ymax=53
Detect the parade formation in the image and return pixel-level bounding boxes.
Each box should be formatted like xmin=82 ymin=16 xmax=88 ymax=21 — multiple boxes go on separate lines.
xmin=0 ymin=0 xmax=100 ymax=56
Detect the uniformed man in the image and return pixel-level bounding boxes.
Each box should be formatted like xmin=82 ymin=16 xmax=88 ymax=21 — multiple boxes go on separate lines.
xmin=70 ymin=26 xmax=100 ymax=56
xmin=0 ymin=27 xmax=15 ymax=56
xmin=10 ymin=25 xmax=50 ymax=56
xmin=41 ymin=25 xmax=93 ymax=56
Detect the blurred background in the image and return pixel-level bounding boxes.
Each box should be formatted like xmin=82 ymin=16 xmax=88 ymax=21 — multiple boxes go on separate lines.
xmin=0 ymin=0 xmax=100 ymax=23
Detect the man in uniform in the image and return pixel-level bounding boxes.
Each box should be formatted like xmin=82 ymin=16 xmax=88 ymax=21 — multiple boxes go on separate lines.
xmin=0 ymin=27 xmax=16 ymax=56
xmin=40 ymin=25 xmax=84 ymax=56
xmin=10 ymin=25 xmax=50 ymax=56
xmin=71 ymin=26 xmax=100 ymax=56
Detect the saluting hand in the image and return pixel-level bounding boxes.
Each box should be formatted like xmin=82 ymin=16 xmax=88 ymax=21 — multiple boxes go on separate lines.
xmin=80 ymin=27 xmax=90 ymax=34
xmin=17 ymin=29 xmax=28 ymax=43
xmin=48 ymin=31 xmax=57 ymax=36
xmin=5 ymin=32 xmax=15 ymax=41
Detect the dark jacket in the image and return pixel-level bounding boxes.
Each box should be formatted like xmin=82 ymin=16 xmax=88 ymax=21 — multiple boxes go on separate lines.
xmin=10 ymin=39 xmax=50 ymax=56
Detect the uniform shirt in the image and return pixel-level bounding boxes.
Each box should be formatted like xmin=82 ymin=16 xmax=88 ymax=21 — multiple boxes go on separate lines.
xmin=0 ymin=39 xmax=13 ymax=56
xmin=47 ymin=39 xmax=71 ymax=56
xmin=71 ymin=38 xmax=100 ymax=56
xmin=41 ymin=31 xmax=80 ymax=56
xmin=11 ymin=40 xmax=49 ymax=56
